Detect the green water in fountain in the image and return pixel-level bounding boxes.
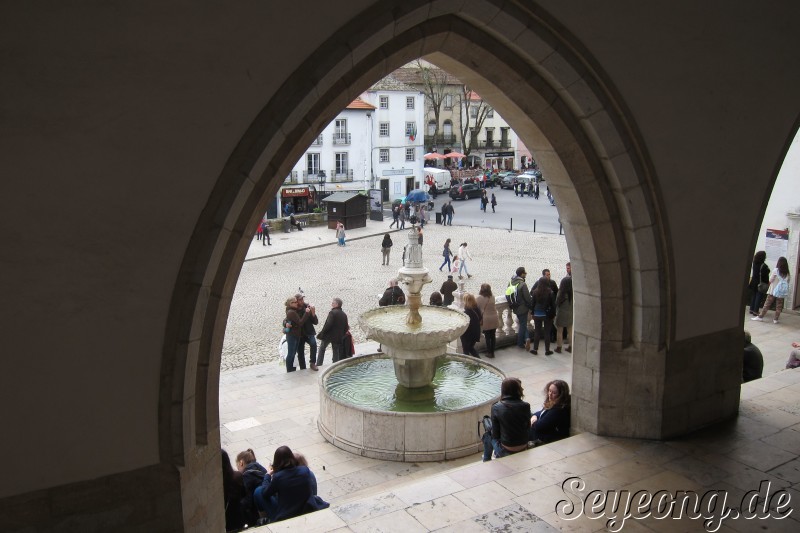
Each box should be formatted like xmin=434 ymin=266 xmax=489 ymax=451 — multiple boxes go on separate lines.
xmin=325 ymin=357 xmax=502 ymax=412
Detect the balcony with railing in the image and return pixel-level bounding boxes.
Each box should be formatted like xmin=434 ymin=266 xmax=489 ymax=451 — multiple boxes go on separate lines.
xmin=425 ymin=133 xmax=458 ymax=146
xmin=330 ymin=169 xmax=354 ymax=182
xmin=332 ymin=133 xmax=351 ymax=146
xmin=476 ymin=139 xmax=511 ymax=149
xmin=284 ymin=171 xmax=300 ymax=184
xmin=310 ymin=135 xmax=323 ymax=146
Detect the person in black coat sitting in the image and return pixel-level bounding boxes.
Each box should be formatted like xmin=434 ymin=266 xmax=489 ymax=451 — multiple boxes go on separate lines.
xmin=379 ymin=278 xmax=406 ymax=306
xmin=529 ymin=379 xmax=571 ymax=444
xmin=482 ymin=377 xmax=532 ymax=461
xmin=235 ymin=448 xmax=268 ymax=527
xmin=221 ymin=449 xmax=247 ymax=532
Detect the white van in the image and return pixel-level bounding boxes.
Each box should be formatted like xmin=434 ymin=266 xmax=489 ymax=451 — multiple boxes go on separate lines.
xmin=423 ymin=168 xmax=452 ymax=191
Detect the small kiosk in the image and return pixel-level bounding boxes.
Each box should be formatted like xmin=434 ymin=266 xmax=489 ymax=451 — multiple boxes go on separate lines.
xmin=324 ymin=192 xmax=368 ymax=230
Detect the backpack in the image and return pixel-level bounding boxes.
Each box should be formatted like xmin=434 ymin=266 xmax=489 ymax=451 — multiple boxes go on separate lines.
xmin=505 ymin=281 xmax=521 ymax=311
xmin=774 ymin=276 xmax=790 ymax=298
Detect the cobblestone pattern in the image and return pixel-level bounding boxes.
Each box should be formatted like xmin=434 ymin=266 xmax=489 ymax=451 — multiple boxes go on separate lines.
xmin=222 ymin=222 xmax=569 ymax=371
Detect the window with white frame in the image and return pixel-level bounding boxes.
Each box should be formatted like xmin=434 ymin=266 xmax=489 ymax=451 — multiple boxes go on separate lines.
xmin=334 ymin=118 xmax=347 ymax=139
xmin=379 ymin=122 xmax=390 ymax=136
xmin=470 ymin=105 xmax=478 ymax=118
xmin=443 ymin=94 xmax=453 ymax=110
xmin=406 ymin=96 xmax=414 ymax=109
xmin=335 ymin=152 xmax=348 ymax=175
xmin=405 ymin=148 xmax=415 ymax=161
xmin=379 ymin=95 xmax=389 ymax=109
xmin=443 ymin=120 xmax=453 ymax=136
xmin=379 ymin=148 xmax=389 ymax=163
xmin=405 ymin=122 xmax=415 ymax=136
xmin=307 ymin=153 xmax=320 ymax=175
xmin=427 ymin=120 xmax=436 ymax=135
xmin=487 ymin=108 xmax=494 ymax=118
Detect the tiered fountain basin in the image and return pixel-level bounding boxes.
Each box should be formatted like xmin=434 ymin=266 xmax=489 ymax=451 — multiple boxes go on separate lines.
xmin=318 ymin=353 xmax=503 ymax=461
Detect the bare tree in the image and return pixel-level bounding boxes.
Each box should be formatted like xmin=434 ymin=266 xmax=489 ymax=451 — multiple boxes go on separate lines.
xmin=414 ymin=60 xmax=450 ymax=142
xmin=458 ymin=86 xmax=493 ymax=156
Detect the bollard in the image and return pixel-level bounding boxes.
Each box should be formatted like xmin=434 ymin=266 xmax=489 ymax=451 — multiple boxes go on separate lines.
xmin=510 ymin=218 xmax=513 ymax=231
xmin=559 ymin=223 xmax=563 ymax=235
xmin=534 ymin=219 xmax=536 ymax=233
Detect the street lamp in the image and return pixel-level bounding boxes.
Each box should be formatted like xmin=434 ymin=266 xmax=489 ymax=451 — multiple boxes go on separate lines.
xmin=318 ymin=170 xmax=326 ymax=204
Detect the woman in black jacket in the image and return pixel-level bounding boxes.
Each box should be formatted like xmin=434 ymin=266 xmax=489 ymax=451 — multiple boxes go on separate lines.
xmin=748 ymin=250 xmax=770 ymax=316
xmin=482 ymin=377 xmax=531 ymax=461
xmin=529 ymin=379 xmax=571 ymax=444
xmin=460 ymin=293 xmax=483 ymax=358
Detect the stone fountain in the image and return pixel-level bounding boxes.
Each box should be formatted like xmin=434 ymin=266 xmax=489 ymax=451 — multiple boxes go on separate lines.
xmin=318 ymin=224 xmax=504 ymax=461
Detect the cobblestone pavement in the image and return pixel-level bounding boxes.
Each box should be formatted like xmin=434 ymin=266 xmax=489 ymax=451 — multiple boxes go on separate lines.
xmin=221 ymin=220 xmax=570 ymax=371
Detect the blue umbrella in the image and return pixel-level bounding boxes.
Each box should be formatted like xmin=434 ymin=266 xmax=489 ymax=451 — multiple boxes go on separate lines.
xmin=405 ymin=189 xmax=430 ymax=203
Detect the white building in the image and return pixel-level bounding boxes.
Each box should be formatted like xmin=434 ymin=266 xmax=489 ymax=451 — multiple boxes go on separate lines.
xmin=273 ymin=76 xmax=425 ymax=214
xmin=361 ymin=75 xmax=426 ymax=201
xmin=275 ymin=98 xmax=375 ymax=215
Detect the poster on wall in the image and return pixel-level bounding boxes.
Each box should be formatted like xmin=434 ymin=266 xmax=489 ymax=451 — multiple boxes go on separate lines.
xmin=765 ymin=228 xmax=789 ymax=263
xmin=369 ymin=189 xmax=383 ymax=221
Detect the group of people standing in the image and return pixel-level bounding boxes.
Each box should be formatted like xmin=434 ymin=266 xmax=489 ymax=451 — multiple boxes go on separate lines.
xmin=508 ymin=263 xmax=573 ymax=355
xmin=749 ymin=251 xmax=792 ymax=324
xmin=283 ymin=293 xmax=351 ymax=373
xmin=479 ymin=191 xmax=498 ymax=213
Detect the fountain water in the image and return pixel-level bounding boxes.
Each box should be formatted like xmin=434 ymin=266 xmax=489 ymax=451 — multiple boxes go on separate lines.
xmin=318 ymin=224 xmax=504 ymax=461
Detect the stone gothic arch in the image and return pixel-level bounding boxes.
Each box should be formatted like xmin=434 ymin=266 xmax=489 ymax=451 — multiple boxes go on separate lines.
xmin=159 ymin=3 xmax=678 ymax=506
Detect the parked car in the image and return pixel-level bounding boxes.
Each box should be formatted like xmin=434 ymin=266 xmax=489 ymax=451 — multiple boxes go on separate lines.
xmin=499 ymin=174 xmax=517 ymax=189
xmin=449 ymin=182 xmax=483 ymax=200
xmin=494 ymin=171 xmax=515 ymax=187
xmin=523 ymin=169 xmax=543 ymax=181
xmin=515 ymin=175 xmax=532 ymax=189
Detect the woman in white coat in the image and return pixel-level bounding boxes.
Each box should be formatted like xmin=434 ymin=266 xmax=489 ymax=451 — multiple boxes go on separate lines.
xmin=457 ymin=242 xmax=473 ymax=279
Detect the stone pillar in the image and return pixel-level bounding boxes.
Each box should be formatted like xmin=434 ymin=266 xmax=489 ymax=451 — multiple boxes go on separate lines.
xmin=786 ymin=211 xmax=800 ymax=311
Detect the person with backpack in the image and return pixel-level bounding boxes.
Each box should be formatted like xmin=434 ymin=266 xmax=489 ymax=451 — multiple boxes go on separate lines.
xmin=507 ymin=267 xmax=532 ymax=350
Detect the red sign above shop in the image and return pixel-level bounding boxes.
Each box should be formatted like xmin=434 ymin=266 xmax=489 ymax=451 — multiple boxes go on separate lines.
xmin=281 ymin=187 xmax=310 ymax=197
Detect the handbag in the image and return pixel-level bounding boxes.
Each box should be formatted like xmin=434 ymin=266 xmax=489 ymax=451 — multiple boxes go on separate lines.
xmin=279 ymin=334 xmax=288 ymax=361
xmin=757 ymin=281 xmax=769 ymax=294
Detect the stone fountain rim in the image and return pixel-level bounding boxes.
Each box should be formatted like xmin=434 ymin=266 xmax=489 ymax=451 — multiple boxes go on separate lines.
xmin=319 ymin=352 xmax=505 ymax=415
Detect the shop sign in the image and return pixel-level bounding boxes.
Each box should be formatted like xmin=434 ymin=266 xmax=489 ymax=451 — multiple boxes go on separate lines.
xmin=281 ymin=187 xmax=309 ymax=197
xmin=485 ymin=152 xmax=514 ymax=157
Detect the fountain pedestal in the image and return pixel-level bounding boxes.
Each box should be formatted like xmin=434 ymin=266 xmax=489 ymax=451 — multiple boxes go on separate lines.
xmin=318 ymin=223 xmax=504 ymax=461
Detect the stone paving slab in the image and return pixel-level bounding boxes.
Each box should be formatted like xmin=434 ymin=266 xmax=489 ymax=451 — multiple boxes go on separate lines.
xmin=224 ymin=219 xmax=570 ymax=370
xmin=222 ymin=216 xmax=800 ymax=531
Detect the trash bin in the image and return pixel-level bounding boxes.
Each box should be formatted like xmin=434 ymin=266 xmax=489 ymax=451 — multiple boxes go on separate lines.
xmin=435 ymin=212 xmax=442 ymax=224
xmin=283 ymin=218 xmax=290 ymax=233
